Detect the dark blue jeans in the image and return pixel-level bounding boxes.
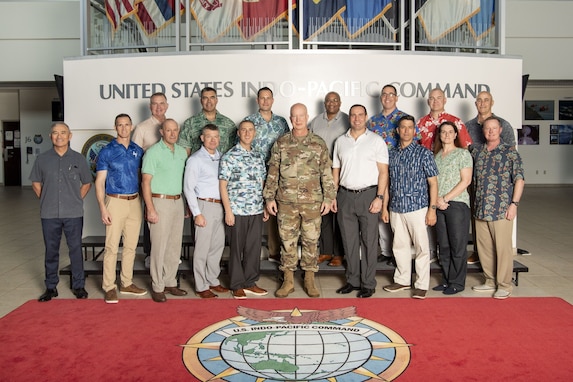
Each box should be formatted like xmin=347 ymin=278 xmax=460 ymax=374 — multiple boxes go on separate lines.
xmin=41 ymin=217 xmax=85 ymax=290
xmin=436 ymin=202 xmax=470 ymax=289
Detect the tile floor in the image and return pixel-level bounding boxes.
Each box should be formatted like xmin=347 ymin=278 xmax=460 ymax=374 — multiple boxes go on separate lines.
xmin=1 ymin=185 xmax=572 ymax=317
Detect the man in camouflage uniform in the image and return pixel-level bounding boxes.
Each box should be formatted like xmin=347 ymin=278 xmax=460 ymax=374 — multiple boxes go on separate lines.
xmin=178 ymin=86 xmax=237 ymax=156
xmin=263 ymin=103 xmax=336 ymax=298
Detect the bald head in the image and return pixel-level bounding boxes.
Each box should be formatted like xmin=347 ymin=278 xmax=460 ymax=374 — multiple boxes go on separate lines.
xmin=290 ymin=103 xmax=309 ymax=135
xmin=475 ymin=91 xmax=495 ymax=117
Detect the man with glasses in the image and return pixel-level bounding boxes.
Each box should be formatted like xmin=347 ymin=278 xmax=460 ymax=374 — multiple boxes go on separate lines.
xmin=309 ymin=91 xmax=348 ymax=267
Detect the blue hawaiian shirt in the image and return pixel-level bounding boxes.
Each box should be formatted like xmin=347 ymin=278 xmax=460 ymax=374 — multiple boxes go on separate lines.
xmin=96 ymin=139 xmax=143 ymax=194
xmin=219 ymin=143 xmax=267 ymax=216
xmin=245 ymin=112 xmax=289 ymax=163
xmin=368 ymin=108 xmax=420 ymax=149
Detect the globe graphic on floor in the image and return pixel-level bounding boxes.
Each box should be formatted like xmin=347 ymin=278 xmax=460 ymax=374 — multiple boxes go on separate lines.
xmin=220 ymin=328 xmax=372 ymax=380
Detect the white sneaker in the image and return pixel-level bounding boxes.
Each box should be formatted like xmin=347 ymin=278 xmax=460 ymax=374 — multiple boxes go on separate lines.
xmin=493 ymin=289 xmax=511 ymax=299
xmin=472 ymin=283 xmax=496 ymax=292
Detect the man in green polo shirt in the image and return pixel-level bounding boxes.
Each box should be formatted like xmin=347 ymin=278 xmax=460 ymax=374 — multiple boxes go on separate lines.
xmin=142 ymin=119 xmax=189 ymax=302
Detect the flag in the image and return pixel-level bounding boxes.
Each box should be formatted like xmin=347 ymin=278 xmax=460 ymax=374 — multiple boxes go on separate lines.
xmin=190 ymin=0 xmax=243 ymax=42
xmin=135 ymin=0 xmax=185 ymax=37
xmin=468 ymin=0 xmax=495 ymax=41
xmin=105 ymin=0 xmax=138 ymax=32
xmin=293 ymin=0 xmax=346 ymax=40
xmin=239 ymin=0 xmax=295 ymax=41
xmin=417 ymin=0 xmax=480 ymax=42
xmin=341 ymin=0 xmax=392 ymax=39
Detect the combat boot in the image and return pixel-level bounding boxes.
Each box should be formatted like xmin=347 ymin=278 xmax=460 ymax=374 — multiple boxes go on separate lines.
xmin=303 ymin=271 xmax=320 ymax=298
xmin=275 ymin=270 xmax=295 ymax=298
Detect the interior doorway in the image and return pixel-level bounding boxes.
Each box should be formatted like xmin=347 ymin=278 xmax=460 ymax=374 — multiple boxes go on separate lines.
xmin=2 ymin=121 xmax=21 ymax=186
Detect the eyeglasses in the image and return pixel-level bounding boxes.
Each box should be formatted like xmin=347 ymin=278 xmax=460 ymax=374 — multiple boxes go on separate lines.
xmin=325 ymin=99 xmax=340 ymax=103
xmin=381 ymin=93 xmax=397 ymax=98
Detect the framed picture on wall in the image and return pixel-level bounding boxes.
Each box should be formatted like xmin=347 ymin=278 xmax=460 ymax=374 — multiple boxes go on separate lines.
xmin=525 ymin=100 xmax=554 ymax=120
xmin=558 ymin=100 xmax=573 ymax=120
xmin=549 ymin=125 xmax=573 ymax=145
xmin=518 ymin=125 xmax=539 ymax=145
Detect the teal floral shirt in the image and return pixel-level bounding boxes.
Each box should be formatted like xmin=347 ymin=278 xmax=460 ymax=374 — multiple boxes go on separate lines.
xmin=219 ymin=143 xmax=267 ymax=216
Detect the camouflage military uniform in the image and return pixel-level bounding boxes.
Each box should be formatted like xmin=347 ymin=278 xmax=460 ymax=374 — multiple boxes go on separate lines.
xmin=178 ymin=111 xmax=237 ymax=155
xmin=263 ymin=132 xmax=336 ymax=272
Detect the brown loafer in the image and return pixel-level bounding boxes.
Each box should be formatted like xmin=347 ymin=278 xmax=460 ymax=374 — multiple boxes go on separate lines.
xmin=210 ymin=285 xmax=229 ymax=293
xmin=164 ymin=286 xmax=188 ymax=296
xmin=196 ymin=289 xmax=218 ymax=299
xmin=328 ymin=256 xmax=343 ymax=267
xmin=151 ymin=290 xmax=166 ymax=303
xmin=317 ymin=254 xmax=333 ymax=264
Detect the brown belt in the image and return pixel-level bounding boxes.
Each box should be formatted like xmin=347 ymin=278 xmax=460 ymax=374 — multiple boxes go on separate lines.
xmin=198 ymin=197 xmax=222 ymax=204
xmin=151 ymin=193 xmax=181 ymax=200
xmin=107 ymin=193 xmax=139 ymax=201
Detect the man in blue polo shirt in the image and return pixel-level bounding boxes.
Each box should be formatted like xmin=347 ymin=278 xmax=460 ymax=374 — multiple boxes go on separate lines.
xmin=95 ymin=113 xmax=146 ymax=304
xmin=382 ymin=115 xmax=439 ymax=300
xmin=30 ymin=122 xmax=92 ymax=302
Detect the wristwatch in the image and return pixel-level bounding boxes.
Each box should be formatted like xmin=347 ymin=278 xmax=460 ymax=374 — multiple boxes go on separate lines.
xmin=431 ymin=205 xmax=437 ymax=210
xmin=511 ymin=201 xmax=520 ymax=207
xmin=376 ymin=194 xmax=384 ymax=200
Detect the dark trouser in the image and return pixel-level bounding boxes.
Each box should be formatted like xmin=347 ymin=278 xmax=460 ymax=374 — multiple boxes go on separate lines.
xmin=41 ymin=217 xmax=85 ymax=290
xmin=143 ymin=220 xmax=151 ymax=255
xmin=436 ymin=201 xmax=470 ymax=289
xmin=229 ymin=214 xmax=264 ymax=291
xmin=318 ymin=211 xmax=343 ymax=257
xmin=337 ymin=187 xmax=379 ymax=290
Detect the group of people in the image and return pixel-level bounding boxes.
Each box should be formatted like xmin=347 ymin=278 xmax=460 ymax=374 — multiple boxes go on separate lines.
xmin=31 ymin=84 xmax=524 ymax=304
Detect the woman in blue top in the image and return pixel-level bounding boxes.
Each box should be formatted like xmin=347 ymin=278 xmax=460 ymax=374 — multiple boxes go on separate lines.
xmin=432 ymin=121 xmax=473 ymax=294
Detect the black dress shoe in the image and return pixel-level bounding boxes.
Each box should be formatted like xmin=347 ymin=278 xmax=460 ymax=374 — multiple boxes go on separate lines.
xmin=336 ymin=284 xmax=360 ymax=294
xmin=357 ymin=288 xmax=375 ymax=298
xmin=72 ymin=288 xmax=88 ymax=299
xmin=38 ymin=288 xmax=58 ymax=302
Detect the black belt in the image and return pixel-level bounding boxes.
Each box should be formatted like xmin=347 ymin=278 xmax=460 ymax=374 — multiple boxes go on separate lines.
xmin=339 ymin=185 xmax=377 ymax=193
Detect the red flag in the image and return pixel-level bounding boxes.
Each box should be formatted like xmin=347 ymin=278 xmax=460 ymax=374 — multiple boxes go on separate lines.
xmin=239 ymin=0 xmax=295 ymax=41
xmin=105 ymin=0 xmax=138 ymax=32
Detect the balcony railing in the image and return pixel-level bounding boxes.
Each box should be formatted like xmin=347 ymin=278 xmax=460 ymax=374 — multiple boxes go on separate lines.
xmin=83 ymin=0 xmax=503 ymax=55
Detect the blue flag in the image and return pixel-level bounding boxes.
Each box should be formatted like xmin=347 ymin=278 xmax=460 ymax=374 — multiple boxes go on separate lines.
xmin=293 ymin=0 xmax=346 ymax=40
xmin=468 ymin=0 xmax=495 ymax=40
xmin=341 ymin=0 xmax=392 ymax=38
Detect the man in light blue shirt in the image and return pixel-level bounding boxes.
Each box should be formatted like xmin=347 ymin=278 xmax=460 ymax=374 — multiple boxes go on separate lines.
xmin=184 ymin=124 xmax=228 ymax=299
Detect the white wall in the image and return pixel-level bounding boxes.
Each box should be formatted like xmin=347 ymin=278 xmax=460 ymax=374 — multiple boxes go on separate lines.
xmin=0 ymin=91 xmax=20 ymax=184
xmin=0 ymin=1 xmax=80 ymax=82
xmin=506 ymin=0 xmax=573 ymax=80
xmin=19 ymin=88 xmax=60 ymax=186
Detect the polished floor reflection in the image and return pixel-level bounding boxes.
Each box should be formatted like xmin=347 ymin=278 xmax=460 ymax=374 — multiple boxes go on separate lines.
xmin=1 ymin=185 xmax=572 ymax=317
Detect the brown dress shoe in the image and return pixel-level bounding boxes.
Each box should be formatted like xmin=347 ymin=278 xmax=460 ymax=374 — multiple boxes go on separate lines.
xmin=197 ymin=290 xmax=218 ymax=299
xmin=328 ymin=255 xmax=343 ymax=267
xmin=317 ymin=254 xmax=332 ymax=264
xmin=164 ymin=286 xmax=188 ymax=296
xmin=151 ymin=290 xmax=167 ymax=303
xmin=210 ymin=285 xmax=229 ymax=293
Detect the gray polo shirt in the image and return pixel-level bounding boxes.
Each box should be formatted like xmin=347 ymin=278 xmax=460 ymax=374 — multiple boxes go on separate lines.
xmin=29 ymin=148 xmax=92 ymax=219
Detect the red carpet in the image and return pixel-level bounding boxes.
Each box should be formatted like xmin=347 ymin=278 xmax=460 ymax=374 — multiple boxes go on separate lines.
xmin=1 ymin=297 xmax=572 ymax=381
